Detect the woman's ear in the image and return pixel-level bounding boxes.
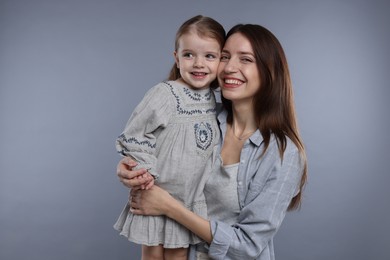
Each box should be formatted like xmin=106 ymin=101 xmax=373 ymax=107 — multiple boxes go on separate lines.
xmin=174 ymin=51 xmax=179 ymax=68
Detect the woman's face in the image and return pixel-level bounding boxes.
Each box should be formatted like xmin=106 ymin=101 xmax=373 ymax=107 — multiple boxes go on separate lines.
xmin=218 ymin=32 xmax=261 ymax=103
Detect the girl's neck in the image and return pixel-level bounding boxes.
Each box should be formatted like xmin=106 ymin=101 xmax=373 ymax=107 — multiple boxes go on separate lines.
xmin=175 ymin=78 xmax=209 ymax=91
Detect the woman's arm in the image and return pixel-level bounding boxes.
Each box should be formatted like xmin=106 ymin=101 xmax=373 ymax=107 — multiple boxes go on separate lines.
xmin=207 ymin=148 xmax=305 ymax=259
xmin=130 ymin=148 xmax=304 ymax=259
xmin=130 ymin=185 xmax=213 ymax=243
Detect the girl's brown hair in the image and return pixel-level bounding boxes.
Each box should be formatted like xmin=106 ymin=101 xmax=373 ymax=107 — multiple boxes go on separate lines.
xmin=222 ymin=24 xmax=307 ymax=210
xmin=167 ymin=15 xmax=225 ymax=89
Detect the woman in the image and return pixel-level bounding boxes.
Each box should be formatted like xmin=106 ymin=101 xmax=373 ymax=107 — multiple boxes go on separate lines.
xmin=117 ymin=24 xmax=307 ymax=260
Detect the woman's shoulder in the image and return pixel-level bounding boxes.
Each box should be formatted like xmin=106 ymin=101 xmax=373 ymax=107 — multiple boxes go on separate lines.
xmin=267 ymin=134 xmax=300 ymax=156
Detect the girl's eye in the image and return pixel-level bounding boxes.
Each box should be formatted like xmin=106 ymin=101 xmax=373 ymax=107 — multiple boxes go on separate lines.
xmin=183 ymin=53 xmax=194 ymax=58
xmin=206 ymin=54 xmax=216 ymax=59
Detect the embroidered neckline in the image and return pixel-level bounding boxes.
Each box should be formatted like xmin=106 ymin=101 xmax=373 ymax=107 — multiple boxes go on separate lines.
xmin=163 ymin=81 xmax=216 ymax=115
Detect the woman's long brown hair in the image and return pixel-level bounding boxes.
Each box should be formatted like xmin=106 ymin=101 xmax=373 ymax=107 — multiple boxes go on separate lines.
xmin=222 ymin=24 xmax=307 ymax=210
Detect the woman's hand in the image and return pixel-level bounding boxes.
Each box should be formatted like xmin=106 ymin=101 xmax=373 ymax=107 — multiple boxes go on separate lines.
xmin=116 ymin=157 xmax=154 ymax=190
xmin=129 ymin=186 xmax=173 ymax=216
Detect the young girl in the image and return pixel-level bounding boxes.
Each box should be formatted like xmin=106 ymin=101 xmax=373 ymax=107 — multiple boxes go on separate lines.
xmin=114 ymin=15 xmax=225 ymax=259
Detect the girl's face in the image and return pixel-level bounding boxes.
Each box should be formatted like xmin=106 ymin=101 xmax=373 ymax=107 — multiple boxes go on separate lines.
xmin=174 ymin=31 xmax=221 ymax=90
xmin=218 ymin=32 xmax=261 ymax=103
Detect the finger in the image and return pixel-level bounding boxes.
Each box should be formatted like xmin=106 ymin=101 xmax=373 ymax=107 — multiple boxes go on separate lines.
xmin=122 ymin=157 xmax=138 ymax=168
xmin=116 ymin=159 xmax=130 ymax=174
xmin=137 ymin=174 xmax=146 ymax=190
xmin=122 ymin=178 xmax=147 ymax=188
xmin=130 ymin=200 xmax=137 ymax=208
xmin=130 ymin=207 xmax=142 ymax=215
xmin=131 ymin=185 xmax=142 ymax=191
xmin=118 ymin=168 xmax=148 ymax=181
xmin=116 ymin=158 xmax=142 ymax=177
xmin=145 ymin=179 xmax=154 ymax=190
xmin=133 ymin=174 xmax=145 ymax=190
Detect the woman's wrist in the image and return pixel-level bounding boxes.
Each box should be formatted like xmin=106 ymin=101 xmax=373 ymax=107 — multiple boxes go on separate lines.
xmin=164 ymin=196 xmax=183 ymax=219
xmin=165 ymin=197 xmax=213 ymax=243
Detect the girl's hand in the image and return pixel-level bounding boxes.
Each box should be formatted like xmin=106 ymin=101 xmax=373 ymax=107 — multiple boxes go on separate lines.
xmin=139 ymin=172 xmax=155 ymax=190
xmin=116 ymin=157 xmax=154 ymax=190
xmin=129 ymin=185 xmax=173 ymax=216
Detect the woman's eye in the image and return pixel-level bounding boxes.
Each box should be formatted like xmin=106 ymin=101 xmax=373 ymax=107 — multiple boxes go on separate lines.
xmin=241 ymin=56 xmax=254 ymax=63
xmin=220 ymin=55 xmax=229 ymax=61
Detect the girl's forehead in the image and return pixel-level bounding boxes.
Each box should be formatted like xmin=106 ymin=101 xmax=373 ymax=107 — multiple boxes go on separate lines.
xmin=178 ymin=32 xmax=221 ymax=50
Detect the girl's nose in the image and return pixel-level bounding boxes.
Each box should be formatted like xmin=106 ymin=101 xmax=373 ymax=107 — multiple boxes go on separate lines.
xmin=193 ymin=57 xmax=204 ymax=68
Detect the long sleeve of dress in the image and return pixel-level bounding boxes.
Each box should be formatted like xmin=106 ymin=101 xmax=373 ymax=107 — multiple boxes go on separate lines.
xmin=207 ymin=143 xmax=304 ymax=260
xmin=116 ymin=83 xmax=173 ymax=179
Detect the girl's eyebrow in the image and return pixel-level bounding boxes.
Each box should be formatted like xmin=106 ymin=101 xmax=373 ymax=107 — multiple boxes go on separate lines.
xmin=206 ymin=51 xmax=220 ymax=55
xmin=181 ymin=49 xmax=220 ymax=55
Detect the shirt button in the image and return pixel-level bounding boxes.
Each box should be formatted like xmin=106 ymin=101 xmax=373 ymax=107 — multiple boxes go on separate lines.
xmin=240 ymin=160 xmax=245 ymax=164
xmin=238 ymin=181 xmax=242 ymax=186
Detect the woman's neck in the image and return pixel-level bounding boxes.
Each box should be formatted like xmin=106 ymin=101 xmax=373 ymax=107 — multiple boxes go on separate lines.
xmin=231 ymin=101 xmax=257 ymax=139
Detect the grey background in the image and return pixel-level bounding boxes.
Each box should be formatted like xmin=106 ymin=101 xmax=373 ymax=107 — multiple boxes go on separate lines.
xmin=1 ymin=0 xmax=389 ymax=259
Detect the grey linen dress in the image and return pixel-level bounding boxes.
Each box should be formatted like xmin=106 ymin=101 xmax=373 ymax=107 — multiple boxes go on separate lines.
xmin=114 ymin=80 xmax=220 ymax=248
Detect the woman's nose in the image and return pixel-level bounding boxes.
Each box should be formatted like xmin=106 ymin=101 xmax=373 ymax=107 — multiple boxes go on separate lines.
xmin=222 ymin=59 xmax=238 ymax=73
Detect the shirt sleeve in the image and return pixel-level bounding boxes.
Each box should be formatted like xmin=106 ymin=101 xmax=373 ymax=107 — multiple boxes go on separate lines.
xmin=208 ymin=146 xmax=305 ymax=259
xmin=115 ymin=83 xmax=173 ymax=179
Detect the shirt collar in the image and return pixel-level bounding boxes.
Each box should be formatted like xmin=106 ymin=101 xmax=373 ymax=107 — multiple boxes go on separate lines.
xmin=217 ymin=108 xmax=263 ymax=147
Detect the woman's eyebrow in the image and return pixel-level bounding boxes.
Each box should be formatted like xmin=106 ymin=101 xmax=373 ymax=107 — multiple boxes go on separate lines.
xmin=221 ymin=50 xmax=254 ymax=56
xmin=238 ymin=51 xmax=254 ymax=56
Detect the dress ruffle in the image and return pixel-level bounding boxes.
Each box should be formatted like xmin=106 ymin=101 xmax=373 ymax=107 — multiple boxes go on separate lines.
xmin=114 ymin=200 xmax=207 ymax=248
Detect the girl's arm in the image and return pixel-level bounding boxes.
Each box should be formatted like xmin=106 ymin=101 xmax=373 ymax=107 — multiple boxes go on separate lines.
xmin=130 ymin=185 xmax=213 ymax=243
xmin=116 ymin=83 xmax=173 ymax=183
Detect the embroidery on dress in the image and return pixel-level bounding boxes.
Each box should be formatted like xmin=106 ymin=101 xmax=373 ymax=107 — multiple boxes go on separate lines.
xmin=117 ymin=134 xmax=156 ymax=149
xmin=183 ymin=88 xmax=212 ymax=101
xmin=163 ymin=81 xmax=216 ymax=115
xmin=194 ymin=122 xmax=213 ymax=150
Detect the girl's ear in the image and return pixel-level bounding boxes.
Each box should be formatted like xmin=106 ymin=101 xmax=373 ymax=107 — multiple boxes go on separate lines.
xmin=174 ymin=51 xmax=179 ymax=68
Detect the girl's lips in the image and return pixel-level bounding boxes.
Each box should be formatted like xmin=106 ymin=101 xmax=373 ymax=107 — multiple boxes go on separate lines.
xmin=191 ymin=72 xmax=208 ymax=79
xmin=191 ymin=72 xmax=207 ymax=76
